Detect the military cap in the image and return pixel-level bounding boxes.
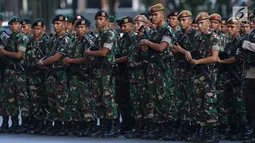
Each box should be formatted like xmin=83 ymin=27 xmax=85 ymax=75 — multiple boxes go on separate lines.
xmin=74 ymin=14 xmax=84 ymax=22
xmin=221 ymin=19 xmax=227 ymax=25
xmin=32 ymin=18 xmax=45 ymax=27
xmin=134 ymin=15 xmax=148 ymax=23
xmin=150 ymin=4 xmax=165 ymax=13
xmin=0 ymin=15 xmax=3 ymax=21
xmin=209 ymin=13 xmax=222 ymax=22
xmin=76 ymin=19 xmax=87 ymax=26
xmin=109 ymin=15 xmax=116 ymax=23
xmin=84 ymin=18 xmax=91 ymax=27
xmin=94 ymin=11 xmax=109 ymax=19
xmin=20 ymin=18 xmax=32 ymax=25
xmin=168 ymin=10 xmax=179 ymax=18
xmin=195 ymin=12 xmax=210 ymax=23
xmin=178 ymin=10 xmax=192 ymax=19
xmin=65 ymin=15 xmax=74 ymax=23
xmin=52 ymin=15 xmax=66 ymax=23
xmin=227 ymin=17 xmax=241 ymax=26
xmin=8 ymin=16 xmax=21 ymax=25
xmin=120 ymin=17 xmax=133 ymax=25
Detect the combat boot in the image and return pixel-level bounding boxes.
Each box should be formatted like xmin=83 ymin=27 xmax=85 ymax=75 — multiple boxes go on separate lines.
xmin=67 ymin=121 xmax=79 ymax=136
xmin=103 ymin=119 xmax=119 ymax=138
xmin=162 ymin=122 xmax=179 ymax=141
xmin=81 ymin=121 xmax=93 ymax=137
xmin=205 ymin=126 xmax=219 ymax=143
xmin=124 ymin=120 xmax=143 ymax=138
xmin=0 ymin=116 xmax=9 ymax=133
xmin=16 ymin=116 xmax=30 ymax=133
xmin=39 ymin=121 xmax=52 ymax=135
xmin=90 ymin=119 xmax=106 ymax=137
xmin=29 ymin=120 xmax=44 ymax=134
xmin=146 ymin=122 xmax=162 ymax=140
xmin=46 ymin=121 xmax=61 ymax=136
xmin=9 ymin=116 xmax=20 ymax=134
xmin=231 ymin=123 xmax=250 ymax=140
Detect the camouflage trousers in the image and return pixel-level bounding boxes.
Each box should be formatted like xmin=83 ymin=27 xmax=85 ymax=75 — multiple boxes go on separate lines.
xmin=216 ymin=72 xmax=227 ymax=125
xmin=27 ymin=70 xmax=46 ymax=120
xmin=193 ymin=72 xmax=218 ymax=126
xmin=243 ymin=78 xmax=255 ymax=123
xmin=68 ymin=74 xmax=94 ymax=122
xmin=0 ymin=68 xmax=28 ymax=117
xmin=92 ymin=69 xmax=119 ymax=119
xmin=146 ymin=60 xmax=177 ymax=123
xmin=174 ymin=68 xmax=195 ymax=123
xmin=45 ymin=69 xmax=70 ymax=122
xmin=129 ymin=69 xmax=147 ymax=121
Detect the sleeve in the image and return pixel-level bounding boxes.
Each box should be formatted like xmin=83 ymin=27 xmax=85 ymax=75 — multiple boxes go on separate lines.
xmin=18 ymin=35 xmax=29 ymax=52
xmin=211 ymin=34 xmax=220 ymax=51
xmin=242 ymin=40 xmax=255 ymax=52
xmin=57 ymin=37 xmax=70 ymax=56
xmin=104 ymin=31 xmax=116 ymax=50
xmin=161 ymin=27 xmax=173 ymax=45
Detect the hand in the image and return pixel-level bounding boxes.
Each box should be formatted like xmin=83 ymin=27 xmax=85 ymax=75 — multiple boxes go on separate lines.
xmin=141 ymin=44 xmax=148 ymax=52
xmin=139 ymin=39 xmax=148 ymax=46
xmin=190 ymin=59 xmax=198 ymax=65
xmin=172 ymin=43 xmax=182 ymax=53
xmin=217 ymin=57 xmax=222 ymax=63
xmin=62 ymin=57 xmax=71 ymax=65
xmin=84 ymin=48 xmax=91 ymax=56
xmin=37 ymin=59 xmax=44 ymax=66
xmin=0 ymin=48 xmax=6 ymax=56
xmin=185 ymin=51 xmax=192 ymax=61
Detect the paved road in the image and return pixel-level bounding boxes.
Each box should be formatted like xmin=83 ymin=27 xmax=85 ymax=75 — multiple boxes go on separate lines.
xmin=0 ymin=134 xmax=242 ymax=143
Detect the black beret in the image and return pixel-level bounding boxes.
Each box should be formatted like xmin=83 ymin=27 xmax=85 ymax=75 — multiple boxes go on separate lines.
xmin=8 ymin=16 xmax=21 ymax=25
xmin=119 ymin=16 xmax=133 ymax=25
xmin=20 ymin=18 xmax=32 ymax=25
xmin=52 ymin=15 xmax=66 ymax=23
xmin=32 ymin=18 xmax=45 ymax=27
xmin=167 ymin=10 xmax=179 ymax=17
xmin=76 ymin=18 xmax=91 ymax=27
xmin=94 ymin=11 xmax=109 ymax=19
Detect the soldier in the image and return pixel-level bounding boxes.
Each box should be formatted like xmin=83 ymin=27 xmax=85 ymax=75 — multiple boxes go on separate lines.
xmin=20 ymin=18 xmax=33 ymax=39
xmin=189 ymin=12 xmax=220 ymax=143
xmin=115 ymin=16 xmax=135 ymax=135
xmin=108 ymin=15 xmax=116 ymax=31
xmin=124 ymin=14 xmax=149 ymax=139
xmin=26 ymin=18 xmax=49 ymax=134
xmin=36 ymin=15 xmax=71 ymax=135
xmin=65 ymin=15 xmax=76 ymax=44
xmin=167 ymin=10 xmax=181 ymax=35
xmin=241 ymin=13 xmax=255 ymax=143
xmin=0 ymin=16 xmax=29 ymax=133
xmin=73 ymin=14 xmax=85 ymax=27
xmin=84 ymin=11 xmax=119 ymax=138
xmin=169 ymin=10 xmax=197 ymax=141
xmin=241 ymin=20 xmax=252 ymax=36
xmin=221 ymin=19 xmax=228 ymax=34
xmin=62 ymin=18 xmax=95 ymax=137
xmin=139 ymin=4 xmax=178 ymax=140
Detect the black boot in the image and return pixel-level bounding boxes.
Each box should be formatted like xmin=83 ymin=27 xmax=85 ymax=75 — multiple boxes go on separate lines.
xmin=67 ymin=121 xmax=79 ymax=136
xmin=90 ymin=119 xmax=106 ymax=137
xmin=205 ymin=126 xmax=219 ymax=143
xmin=81 ymin=121 xmax=93 ymax=137
xmin=162 ymin=122 xmax=179 ymax=141
xmin=124 ymin=120 xmax=143 ymax=138
xmin=103 ymin=119 xmax=119 ymax=138
xmin=9 ymin=116 xmax=20 ymax=134
xmin=0 ymin=116 xmax=9 ymax=133
xmin=146 ymin=122 xmax=161 ymax=140
xmin=29 ymin=120 xmax=44 ymax=134
xmin=231 ymin=123 xmax=250 ymax=140
xmin=46 ymin=121 xmax=61 ymax=136
xmin=39 ymin=121 xmax=52 ymax=135
xmin=16 ymin=116 xmax=30 ymax=133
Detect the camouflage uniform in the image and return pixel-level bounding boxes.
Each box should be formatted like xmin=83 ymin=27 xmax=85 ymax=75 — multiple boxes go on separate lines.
xmin=44 ymin=33 xmax=71 ymax=122
xmin=92 ymin=27 xmax=119 ymax=120
xmin=67 ymin=33 xmax=94 ymax=122
xmin=26 ymin=33 xmax=49 ymax=121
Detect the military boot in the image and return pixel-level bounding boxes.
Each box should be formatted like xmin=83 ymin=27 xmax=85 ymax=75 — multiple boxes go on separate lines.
xmin=124 ymin=120 xmax=143 ymax=138
xmin=0 ymin=116 xmax=9 ymax=133
xmin=29 ymin=120 xmax=44 ymax=134
xmin=103 ymin=119 xmax=119 ymax=138
xmin=187 ymin=125 xmax=205 ymax=142
xmin=46 ymin=121 xmax=61 ymax=136
xmin=57 ymin=122 xmax=68 ymax=136
xmin=67 ymin=121 xmax=79 ymax=136
xmin=90 ymin=119 xmax=106 ymax=137
xmin=146 ymin=122 xmax=162 ymax=140
xmin=39 ymin=121 xmax=52 ymax=135
xmin=9 ymin=116 xmax=20 ymax=134
xmin=162 ymin=122 xmax=179 ymax=141
xmin=16 ymin=116 xmax=30 ymax=133
xmin=205 ymin=126 xmax=219 ymax=143
xmin=81 ymin=121 xmax=93 ymax=137
xmin=231 ymin=123 xmax=250 ymax=140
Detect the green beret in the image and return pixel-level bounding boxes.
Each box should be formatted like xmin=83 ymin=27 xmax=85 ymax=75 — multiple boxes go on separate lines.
xmin=95 ymin=11 xmax=109 ymax=20
xmin=65 ymin=15 xmax=74 ymax=23
xmin=0 ymin=15 xmax=3 ymax=21
xmin=8 ymin=16 xmax=21 ymax=25
xmin=52 ymin=15 xmax=66 ymax=23
xmin=20 ymin=18 xmax=32 ymax=25
xmin=32 ymin=18 xmax=45 ymax=27
xmin=109 ymin=15 xmax=115 ymax=23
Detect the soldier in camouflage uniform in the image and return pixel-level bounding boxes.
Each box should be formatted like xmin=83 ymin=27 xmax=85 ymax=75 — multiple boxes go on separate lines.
xmin=217 ymin=17 xmax=249 ymax=140
xmin=20 ymin=18 xmax=33 ymax=39
xmin=115 ymin=16 xmax=135 ymax=135
xmin=167 ymin=10 xmax=181 ymax=37
xmin=84 ymin=11 xmax=119 ymax=138
xmin=63 ymin=19 xmax=95 ymax=137
xmin=139 ymin=4 xmax=178 ymax=140
xmin=169 ymin=10 xmax=197 ymax=141
xmin=221 ymin=19 xmax=228 ymax=35
xmin=188 ymin=12 xmax=220 ymax=143
xmin=25 ymin=18 xmax=49 ymax=134
xmin=37 ymin=15 xmax=71 ymax=135
xmin=65 ymin=15 xmax=76 ymax=44
xmin=124 ymin=15 xmax=149 ymax=139
xmin=0 ymin=16 xmax=29 ymax=133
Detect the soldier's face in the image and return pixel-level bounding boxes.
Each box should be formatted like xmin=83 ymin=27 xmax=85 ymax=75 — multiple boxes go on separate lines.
xmin=243 ymin=24 xmax=251 ymax=34
xmin=168 ymin=16 xmax=179 ymax=28
xmin=121 ymin=23 xmax=133 ymax=33
xmin=95 ymin=16 xmax=107 ymax=28
xmin=76 ymin=25 xmax=86 ymax=37
xmin=65 ymin=22 xmax=73 ymax=33
xmin=179 ymin=17 xmax=192 ymax=30
xmin=221 ymin=25 xmax=228 ymax=34
xmin=21 ymin=24 xmax=32 ymax=35
xmin=134 ymin=21 xmax=146 ymax=33
xmin=33 ymin=26 xmax=43 ymax=38
xmin=228 ymin=25 xmax=239 ymax=37
xmin=251 ymin=19 xmax=255 ymax=29
xmin=210 ymin=20 xmax=220 ymax=31
xmin=197 ymin=20 xmax=210 ymax=33
xmin=53 ymin=21 xmax=65 ymax=33
xmin=10 ymin=22 xmax=21 ymax=33
xmin=109 ymin=23 xmax=115 ymax=31
xmin=151 ymin=11 xmax=164 ymax=24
